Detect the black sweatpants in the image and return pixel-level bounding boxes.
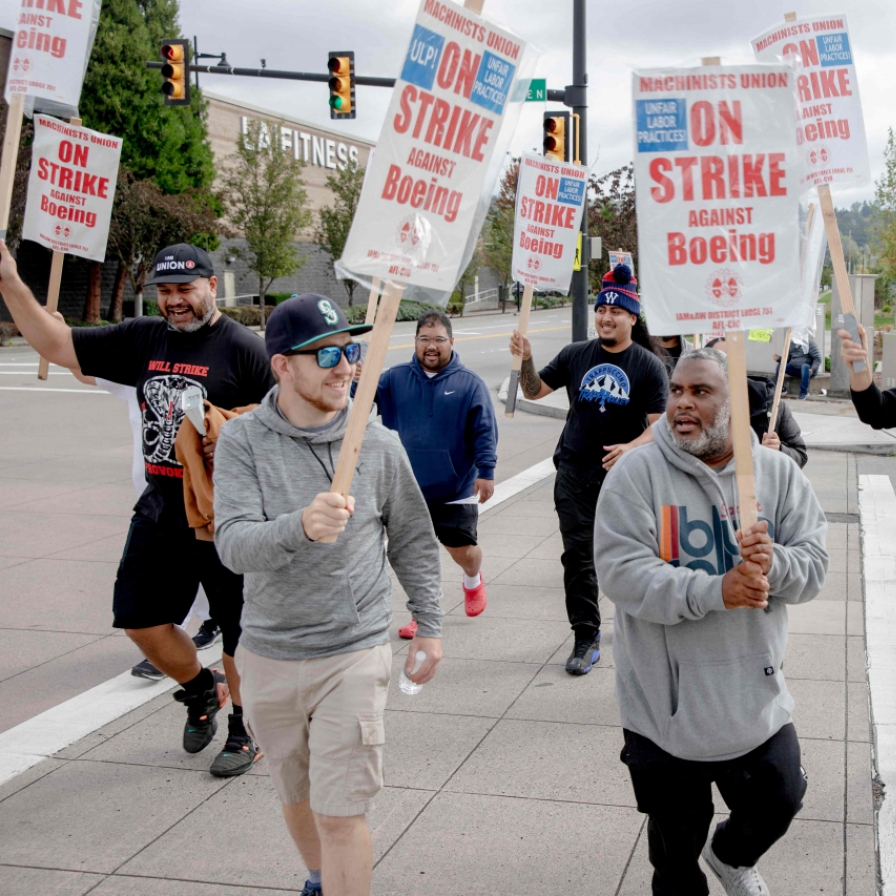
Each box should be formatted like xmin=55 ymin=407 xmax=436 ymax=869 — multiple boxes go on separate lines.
xmin=553 ymin=465 xmax=604 ymax=640
xmin=621 ymin=725 xmax=807 ymax=896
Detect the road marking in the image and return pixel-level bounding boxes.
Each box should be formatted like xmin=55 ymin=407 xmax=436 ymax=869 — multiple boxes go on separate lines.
xmin=0 ymin=387 xmax=109 ymax=394
xmin=389 ymin=325 xmax=568 ymax=351
xmin=858 ymin=474 xmax=896 ymax=891
xmin=0 ymin=371 xmax=70 ymax=375
xmin=0 ymin=456 xmax=557 ymax=788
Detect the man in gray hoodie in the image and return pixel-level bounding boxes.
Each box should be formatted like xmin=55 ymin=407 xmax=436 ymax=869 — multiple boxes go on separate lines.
xmin=595 ymin=348 xmax=828 ymax=896
xmin=213 ymin=294 xmax=443 ymax=896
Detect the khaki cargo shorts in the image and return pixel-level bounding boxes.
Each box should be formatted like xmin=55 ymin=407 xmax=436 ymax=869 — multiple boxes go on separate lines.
xmin=235 ymin=642 xmax=391 ymax=817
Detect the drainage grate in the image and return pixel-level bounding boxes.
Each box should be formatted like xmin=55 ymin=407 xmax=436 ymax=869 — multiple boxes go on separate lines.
xmin=825 ymin=512 xmax=859 ymax=523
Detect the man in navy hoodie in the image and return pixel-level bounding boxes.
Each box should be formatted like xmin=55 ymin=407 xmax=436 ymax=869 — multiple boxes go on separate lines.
xmin=357 ymin=310 xmax=498 ymax=636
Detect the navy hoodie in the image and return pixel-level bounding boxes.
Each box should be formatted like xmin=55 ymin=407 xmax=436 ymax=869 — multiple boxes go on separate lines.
xmin=371 ymin=352 xmax=498 ymax=503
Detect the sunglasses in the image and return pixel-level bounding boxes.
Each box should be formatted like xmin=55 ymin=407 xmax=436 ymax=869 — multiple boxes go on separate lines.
xmin=288 ymin=342 xmax=362 ymax=368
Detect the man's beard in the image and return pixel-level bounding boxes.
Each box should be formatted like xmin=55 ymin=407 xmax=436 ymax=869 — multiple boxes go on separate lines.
xmin=671 ymin=399 xmax=731 ymax=460
xmin=166 ymin=293 xmax=216 ymax=333
xmin=294 ymin=379 xmax=348 ymax=413
xmin=598 ymin=334 xmax=619 ymax=347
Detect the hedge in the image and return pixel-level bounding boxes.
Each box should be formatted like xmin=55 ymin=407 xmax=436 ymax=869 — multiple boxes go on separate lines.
xmin=343 ymin=300 xmax=445 ymax=324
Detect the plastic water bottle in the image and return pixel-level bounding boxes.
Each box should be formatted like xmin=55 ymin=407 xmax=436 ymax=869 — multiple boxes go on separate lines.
xmin=398 ymin=651 xmax=427 ymax=695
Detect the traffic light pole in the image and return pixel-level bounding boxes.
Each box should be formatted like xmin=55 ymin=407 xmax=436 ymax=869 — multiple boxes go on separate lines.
xmin=146 ymin=61 xmax=395 ymax=89
xmin=570 ymin=0 xmax=588 ymax=344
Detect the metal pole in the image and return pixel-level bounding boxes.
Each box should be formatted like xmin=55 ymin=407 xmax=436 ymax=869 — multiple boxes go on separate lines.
xmin=570 ymin=0 xmax=588 ymax=343
xmin=193 ymin=36 xmax=200 ymax=89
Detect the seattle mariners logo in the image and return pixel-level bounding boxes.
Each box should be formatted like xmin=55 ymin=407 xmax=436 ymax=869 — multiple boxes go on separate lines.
xmin=579 ymin=364 xmax=630 ymax=412
xmin=317 ymin=299 xmax=339 ymax=325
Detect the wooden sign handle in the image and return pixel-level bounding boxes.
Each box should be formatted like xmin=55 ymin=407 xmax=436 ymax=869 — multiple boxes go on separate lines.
xmin=727 ymin=332 xmax=758 ymax=531
xmin=0 ymin=94 xmax=26 ymax=239
xmin=767 ymin=328 xmax=791 ymax=438
xmin=364 ymin=277 xmax=381 ymax=328
xmin=818 ymin=183 xmax=855 ymax=316
xmin=505 ymin=283 xmax=534 ymax=418
xmin=37 ymin=116 xmax=81 ymax=381
xmin=324 ymin=280 xmax=404 ymax=525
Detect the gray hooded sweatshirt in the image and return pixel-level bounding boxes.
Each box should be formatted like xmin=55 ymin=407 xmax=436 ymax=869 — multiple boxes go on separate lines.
xmin=213 ymin=388 xmax=443 ymax=661
xmin=595 ymin=417 xmax=828 ymax=761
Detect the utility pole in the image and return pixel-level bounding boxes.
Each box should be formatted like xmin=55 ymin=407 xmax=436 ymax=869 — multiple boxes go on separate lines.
xmin=570 ymin=0 xmax=589 ymax=343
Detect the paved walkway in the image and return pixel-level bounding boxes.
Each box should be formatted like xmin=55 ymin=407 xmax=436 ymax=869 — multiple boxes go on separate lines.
xmin=0 ymin=449 xmax=875 ymax=896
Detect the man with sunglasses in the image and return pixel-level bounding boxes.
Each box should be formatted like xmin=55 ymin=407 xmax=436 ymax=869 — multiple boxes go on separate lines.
xmin=213 ymin=293 xmax=443 ymax=896
xmin=354 ymin=310 xmax=498 ymax=637
xmin=0 ymin=241 xmax=274 ymax=778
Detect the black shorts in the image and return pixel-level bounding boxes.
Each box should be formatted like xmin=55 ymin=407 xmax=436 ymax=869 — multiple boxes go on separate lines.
xmin=427 ymin=502 xmax=478 ymax=548
xmin=113 ymin=513 xmax=244 ymax=655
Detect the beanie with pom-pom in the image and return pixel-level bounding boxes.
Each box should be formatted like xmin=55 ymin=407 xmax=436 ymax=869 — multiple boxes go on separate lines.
xmin=595 ymin=263 xmax=640 ymax=316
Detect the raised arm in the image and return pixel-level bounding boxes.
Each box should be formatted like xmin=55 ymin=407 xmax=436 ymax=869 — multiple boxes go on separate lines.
xmin=0 ymin=241 xmax=79 ymax=369
xmin=509 ymin=330 xmax=554 ymax=400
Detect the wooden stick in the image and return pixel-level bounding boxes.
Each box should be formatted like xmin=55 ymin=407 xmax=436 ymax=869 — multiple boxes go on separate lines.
xmin=38 ymin=117 xmax=81 ymax=381
xmin=0 ymin=94 xmax=26 ymax=240
xmin=505 ymin=283 xmax=534 ymax=417
xmin=326 ymin=280 xmax=404 ymax=511
xmin=818 ymin=184 xmax=854 ymax=316
xmin=363 ymin=277 xmax=381 ymax=328
xmin=727 ymin=332 xmax=758 ymax=530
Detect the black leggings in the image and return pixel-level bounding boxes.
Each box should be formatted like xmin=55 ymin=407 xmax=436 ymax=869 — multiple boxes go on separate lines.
xmin=621 ymin=724 xmax=807 ymax=896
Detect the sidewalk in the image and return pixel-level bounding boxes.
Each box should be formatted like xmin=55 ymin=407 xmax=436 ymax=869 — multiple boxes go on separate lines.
xmin=499 ymin=376 xmax=896 ymax=456
xmin=0 ymin=452 xmax=874 ymax=896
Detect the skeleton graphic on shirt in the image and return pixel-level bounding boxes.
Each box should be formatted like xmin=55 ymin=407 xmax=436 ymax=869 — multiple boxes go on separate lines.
xmin=142 ymin=375 xmax=207 ymax=465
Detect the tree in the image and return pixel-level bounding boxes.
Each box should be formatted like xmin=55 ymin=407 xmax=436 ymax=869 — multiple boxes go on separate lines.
xmin=588 ymin=164 xmax=637 ymax=291
xmin=0 ymin=116 xmax=33 ymax=251
xmin=106 ymin=169 xmax=225 ymax=321
xmin=220 ymin=120 xmax=312 ymax=315
xmin=315 ymin=161 xmax=365 ymax=305
xmin=875 ymin=128 xmax=896 ymax=289
xmin=483 ymin=158 xmax=519 ymax=290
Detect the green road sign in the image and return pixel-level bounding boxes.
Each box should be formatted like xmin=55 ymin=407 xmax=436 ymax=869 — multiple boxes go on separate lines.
xmin=526 ymin=79 xmax=546 ymax=102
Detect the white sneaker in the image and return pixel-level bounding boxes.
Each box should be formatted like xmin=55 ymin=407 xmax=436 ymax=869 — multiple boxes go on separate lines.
xmin=702 ymin=837 xmax=770 ymax=896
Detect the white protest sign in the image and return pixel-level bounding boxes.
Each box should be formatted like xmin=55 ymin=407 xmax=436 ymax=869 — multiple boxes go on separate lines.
xmin=5 ymin=0 xmax=96 ymax=108
xmin=608 ymin=250 xmax=634 ymax=274
xmin=752 ymin=14 xmax=870 ymax=190
xmin=23 ymin=116 xmax=122 ymax=262
xmin=632 ymin=65 xmax=802 ymax=337
xmin=337 ymin=0 xmax=530 ymax=293
xmin=511 ymin=152 xmax=586 ymax=292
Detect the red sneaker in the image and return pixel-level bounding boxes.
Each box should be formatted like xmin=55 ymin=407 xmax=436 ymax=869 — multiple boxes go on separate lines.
xmin=463 ymin=576 xmax=487 ymax=617
xmin=398 ymin=619 xmax=418 ymax=640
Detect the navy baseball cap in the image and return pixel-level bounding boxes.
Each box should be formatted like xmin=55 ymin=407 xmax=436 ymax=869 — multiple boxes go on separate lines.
xmin=265 ymin=293 xmax=373 ymax=359
xmin=145 ymin=244 xmax=215 ymax=285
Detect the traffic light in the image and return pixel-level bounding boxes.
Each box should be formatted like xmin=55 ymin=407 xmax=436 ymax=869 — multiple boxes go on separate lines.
xmin=160 ymin=39 xmax=190 ymax=106
xmin=328 ymin=51 xmax=355 ymax=119
xmin=543 ymin=111 xmax=571 ymax=162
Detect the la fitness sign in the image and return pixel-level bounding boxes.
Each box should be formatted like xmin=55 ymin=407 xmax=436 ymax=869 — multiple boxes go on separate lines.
xmin=239 ymin=117 xmax=362 ymax=170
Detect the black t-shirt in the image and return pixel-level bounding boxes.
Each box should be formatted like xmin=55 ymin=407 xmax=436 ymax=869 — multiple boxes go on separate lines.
xmin=73 ymin=315 xmax=274 ymax=526
xmin=540 ymin=340 xmax=668 ymax=477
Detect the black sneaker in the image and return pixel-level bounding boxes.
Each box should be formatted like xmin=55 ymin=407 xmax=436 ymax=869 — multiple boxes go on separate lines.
xmin=192 ymin=619 xmax=221 ymax=650
xmin=210 ymin=714 xmax=262 ymax=777
xmin=299 ymin=882 xmax=322 ymax=896
xmin=565 ymin=633 xmax=601 ymax=676
xmin=131 ymin=659 xmax=165 ymax=681
xmin=174 ymin=668 xmax=228 ymax=754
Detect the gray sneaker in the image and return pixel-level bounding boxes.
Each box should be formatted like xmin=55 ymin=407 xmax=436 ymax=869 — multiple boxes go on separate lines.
xmin=702 ymin=836 xmax=770 ymax=896
xmin=131 ymin=659 xmax=164 ymax=681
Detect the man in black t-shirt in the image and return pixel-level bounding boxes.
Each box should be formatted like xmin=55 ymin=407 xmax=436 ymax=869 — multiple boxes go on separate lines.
xmin=509 ymin=265 xmax=667 ymax=676
xmin=0 ymin=241 xmax=274 ymax=777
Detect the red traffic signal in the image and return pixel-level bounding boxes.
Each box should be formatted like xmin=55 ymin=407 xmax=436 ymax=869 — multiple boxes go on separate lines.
xmin=543 ymin=111 xmax=570 ymax=162
xmin=161 ymin=39 xmax=190 ymax=106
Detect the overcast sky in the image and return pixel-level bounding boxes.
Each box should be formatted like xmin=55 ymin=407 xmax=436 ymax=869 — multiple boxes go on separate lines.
xmin=4 ymin=0 xmax=893 ymax=205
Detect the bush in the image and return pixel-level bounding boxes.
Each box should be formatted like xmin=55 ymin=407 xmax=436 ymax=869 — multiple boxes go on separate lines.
xmin=219 ymin=306 xmax=275 ymax=327
xmin=447 ymin=302 xmax=464 ymax=317
xmin=265 ymin=293 xmax=294 ymax=305
xmin=0 ymin=321 xmax=20 ymax=345
xmin=883 ymin=304 xmax=893 ymax=314
xmin=825 ymin=355 xmax=831 ymax=372
xmin=64 ymin=319 xmax=114 ymax=327
xmin=144 ymin=300 xmax=162 ymax=317
xmin=345 ymin=300 xmax=445 ymax=324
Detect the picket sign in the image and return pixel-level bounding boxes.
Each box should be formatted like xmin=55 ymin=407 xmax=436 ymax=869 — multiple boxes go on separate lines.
xmin=767 ymin=200 xmax=817 ymax=436
xmin=35 ymin=115 xmax=82 ymax=381
xmin=504 ymin=283 xmax=533 ymax=418
xmin=322 ymin=0 xmax=487 ymax=533
xmin=0 ymin=94 xmax=26 ymax=241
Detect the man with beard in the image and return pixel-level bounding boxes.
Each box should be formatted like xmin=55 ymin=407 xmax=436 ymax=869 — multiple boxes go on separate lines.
xmin=213 ymin=294 xmax=443 ymax=896
xmin=354 ymin=310 xmax=497 ymax=637
xmin=0 ymin=242 xmax=274 ymax=777
xmin=509 ymin=264 xmax=667 ymax=675
xmin=594 ymin=348 xmax=828 ymax=896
